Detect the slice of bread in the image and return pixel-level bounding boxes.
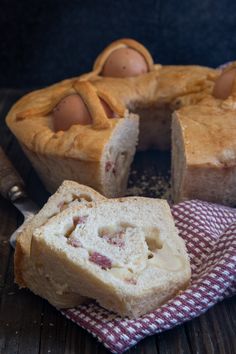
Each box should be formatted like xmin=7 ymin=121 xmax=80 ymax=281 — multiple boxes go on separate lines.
xmin=31 ymin=196 xmax=191 ymax=318
xmin=14 ymin=180 xmax=105 ymax=307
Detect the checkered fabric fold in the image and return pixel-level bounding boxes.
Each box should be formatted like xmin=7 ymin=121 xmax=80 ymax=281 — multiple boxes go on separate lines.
xmin=61 ymin=200 xmax=236 ymax=353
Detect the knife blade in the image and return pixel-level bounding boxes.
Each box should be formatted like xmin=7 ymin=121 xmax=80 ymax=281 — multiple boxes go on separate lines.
xmin=10 ymin=197 xmax=40 ymax=248
xmin=0 ymin=146 xmax=40 ymax=248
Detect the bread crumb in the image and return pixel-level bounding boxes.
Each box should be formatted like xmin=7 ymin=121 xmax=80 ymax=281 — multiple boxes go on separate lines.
xmin=127 ymin=168 xmax=171 ymax=201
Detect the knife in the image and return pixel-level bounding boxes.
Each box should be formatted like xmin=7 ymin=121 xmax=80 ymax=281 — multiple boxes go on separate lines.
xmin=0 ymin=146 xmax=39 ymax=248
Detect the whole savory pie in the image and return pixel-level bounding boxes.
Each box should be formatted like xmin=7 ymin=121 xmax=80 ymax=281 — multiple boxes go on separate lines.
xmin=5 ymin=38 xmax=236 ymax=205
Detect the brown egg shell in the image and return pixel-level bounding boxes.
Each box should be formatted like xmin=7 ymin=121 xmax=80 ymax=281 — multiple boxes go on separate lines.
xmin=102 ymin=47 xmax=148 ymax=78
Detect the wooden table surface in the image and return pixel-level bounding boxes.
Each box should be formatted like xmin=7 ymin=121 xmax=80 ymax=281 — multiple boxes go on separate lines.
xmin=0 ymin=89 xmax=235 ymax=354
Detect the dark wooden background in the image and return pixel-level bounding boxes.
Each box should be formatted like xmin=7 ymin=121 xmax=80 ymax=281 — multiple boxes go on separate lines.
xmin=0 ymin=90 xmax=235 ymax=353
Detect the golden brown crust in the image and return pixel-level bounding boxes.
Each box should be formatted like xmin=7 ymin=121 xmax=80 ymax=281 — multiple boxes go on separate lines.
xmin=172 ymin=96 xmax=236 ymax=205
xmin=176 ymin=97 xmax=236 ymax=167
xmin=6 ymin=62 xmax=218 ymax=163
xmin=92 ymin=65 xmax=218 ymax=106
xmin=6 ymin=80 xmax=123 ymax=162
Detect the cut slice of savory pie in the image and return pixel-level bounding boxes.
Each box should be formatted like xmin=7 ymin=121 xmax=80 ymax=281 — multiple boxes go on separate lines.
xmin=31 ymin=195 xmax=191 ymax=317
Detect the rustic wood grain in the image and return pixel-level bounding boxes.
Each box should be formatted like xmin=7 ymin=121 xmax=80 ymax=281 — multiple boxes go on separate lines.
xmin=0 ymin=146 xmax=26 ymax=200
xmin=0 ymin=91 xmax=21 ymax=294
xmin=0 ymin=197 xmax=18 ymax=291
xmin=185 ymin=297 xmax=236 ymax=354
xmin=128 ymin=335 xmax=159 ymax=354
xmin=0 ymin=91 xmax=44 ymax=354
xmin=157 ymin=325 xmax=191 ymax=354
xmin=0 ymin=90 xmax=235 ymax=354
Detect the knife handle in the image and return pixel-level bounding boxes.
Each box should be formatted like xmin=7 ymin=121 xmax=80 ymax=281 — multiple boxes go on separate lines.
xmin=0 ymin=147 xmax=26 ymax=201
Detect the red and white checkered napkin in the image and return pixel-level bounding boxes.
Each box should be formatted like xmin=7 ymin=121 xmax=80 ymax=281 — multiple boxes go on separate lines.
xmin=61 ymin=200 xmax=236 ymax=353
